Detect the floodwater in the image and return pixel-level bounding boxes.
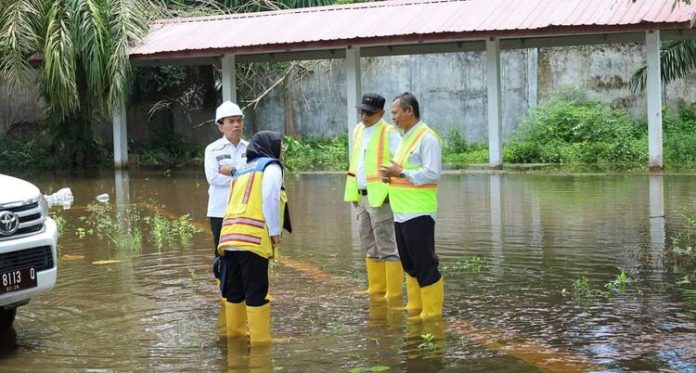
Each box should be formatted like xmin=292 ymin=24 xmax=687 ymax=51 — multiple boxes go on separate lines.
xmin=1 ymin=169 xmax=695 ymax=372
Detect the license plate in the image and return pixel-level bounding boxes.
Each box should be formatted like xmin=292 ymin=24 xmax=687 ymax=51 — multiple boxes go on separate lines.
xmin=0 ymin=267 xmax=37 ymax=295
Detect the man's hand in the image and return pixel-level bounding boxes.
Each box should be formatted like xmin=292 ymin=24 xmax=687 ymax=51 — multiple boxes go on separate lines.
xmin=379 ymin=160 xmax=403 ymax=183
xmin=219 ymin=165 xmax=235 ymax=176
xmin=271 ymin=235 xmax=281 ymax=247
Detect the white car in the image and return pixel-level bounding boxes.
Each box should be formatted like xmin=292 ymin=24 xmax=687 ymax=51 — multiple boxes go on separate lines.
xmin=0 ymin=174 xmax=58 ymax=328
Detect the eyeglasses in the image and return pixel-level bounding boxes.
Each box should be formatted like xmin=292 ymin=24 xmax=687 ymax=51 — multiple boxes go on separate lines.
xmin=358 ymin=109 xmax=376 ymax=116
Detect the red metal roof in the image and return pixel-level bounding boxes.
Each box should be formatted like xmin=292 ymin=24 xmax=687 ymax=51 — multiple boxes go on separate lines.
xmin=130 ymin=0 xmax=696 ymax=60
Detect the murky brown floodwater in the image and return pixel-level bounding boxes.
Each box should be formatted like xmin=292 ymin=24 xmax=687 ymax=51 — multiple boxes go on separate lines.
xmin=1 ymin=169 xmax=695 ymax=372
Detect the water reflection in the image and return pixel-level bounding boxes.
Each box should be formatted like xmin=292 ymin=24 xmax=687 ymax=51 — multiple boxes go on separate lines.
xmin=1 ymin=170 xmax=694 ymax=372
xmin=227 ymin=339 xmax=272 ymax=373
xmin=489 ymin=172 xmax=503 ymax=276
xmin=649 ymin=174 xmax=665 ymax=274
xmin=114 ymin=168 xmax=130 ymax=208
xmin=0 ymin=326 xmax=18 ymax=356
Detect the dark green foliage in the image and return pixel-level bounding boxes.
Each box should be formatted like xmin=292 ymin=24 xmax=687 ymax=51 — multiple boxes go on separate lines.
xmin=283 ymin=135 xmax=348 ymax=171
xmin=664 ymin=100 xmax=696 ymax=166
xmin=131 ymin=136 xmax=204 ymax=167
xmin=443 ymin=127 xmax=469 ymax=154
xmin=504 ymin=94 xmax=647 ymax=170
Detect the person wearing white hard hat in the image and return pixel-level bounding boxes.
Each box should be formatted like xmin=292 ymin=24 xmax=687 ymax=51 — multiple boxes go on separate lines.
xmin=205 ymin=101 xmax=248 ymax=258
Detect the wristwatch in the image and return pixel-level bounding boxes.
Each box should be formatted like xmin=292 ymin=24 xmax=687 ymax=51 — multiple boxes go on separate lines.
xmin=399 ymin=172 xmax=405 ymax=178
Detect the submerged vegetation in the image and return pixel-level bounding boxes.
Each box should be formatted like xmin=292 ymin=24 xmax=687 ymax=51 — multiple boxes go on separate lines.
xmin=564 ymin=270 xmax=631 ymax=303
xmin=58 ymin=202 xmax=201 ymax=255
xmin=669 ymin=208 xmax=696 ymax=308
xmin=441 ymin=256 xmax=483 ymax=273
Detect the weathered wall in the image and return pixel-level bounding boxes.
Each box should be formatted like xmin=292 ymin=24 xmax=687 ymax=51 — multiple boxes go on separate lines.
xmin=255 ymin=50 xmax=530 ymax=142
xmin=3 ymin=43 xmax=696 ymax=145
xmin=0 ymin=79 xmax=47 ymax=137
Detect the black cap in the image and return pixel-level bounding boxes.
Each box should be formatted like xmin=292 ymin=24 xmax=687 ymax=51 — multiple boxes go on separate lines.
xmin=356 ymin=93 xmax=385 ymax=113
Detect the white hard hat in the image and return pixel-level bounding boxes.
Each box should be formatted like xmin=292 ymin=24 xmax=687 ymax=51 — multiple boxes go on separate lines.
xmin=215 ymin=101 xmax=244 ymax=123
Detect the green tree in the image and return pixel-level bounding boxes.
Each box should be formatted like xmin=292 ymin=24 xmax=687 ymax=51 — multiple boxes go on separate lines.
xmin=0 ymin=0 xmax=152 ymax=166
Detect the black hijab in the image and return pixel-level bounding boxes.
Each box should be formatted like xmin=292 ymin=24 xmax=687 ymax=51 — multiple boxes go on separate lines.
xmin=245 ymin=130 xmax=292 ymax=233
xmin=246 ymin=130 xmax=283 ymax=161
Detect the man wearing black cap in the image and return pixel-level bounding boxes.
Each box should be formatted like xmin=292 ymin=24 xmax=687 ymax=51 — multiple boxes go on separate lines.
xmin=344 ymin=93 xmax=403 ymax=305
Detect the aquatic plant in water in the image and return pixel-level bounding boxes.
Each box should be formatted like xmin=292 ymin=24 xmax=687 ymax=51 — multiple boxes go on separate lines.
xmin=604 ymin=270 xmax=629 ymax=293
xmin=442 ymin=256 xmax=483 ymax=273
xmin=418 ymin=333 xmax=438 ymax=352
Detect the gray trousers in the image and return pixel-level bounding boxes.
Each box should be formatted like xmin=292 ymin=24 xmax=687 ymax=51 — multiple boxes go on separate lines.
xmin=355 ymin=195 xmax=399 ymax=262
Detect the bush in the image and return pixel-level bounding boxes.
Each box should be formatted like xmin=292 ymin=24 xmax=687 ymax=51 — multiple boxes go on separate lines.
xmin=283 ymin=135 xmax=348 ymax=171
xmin=505 ymin=94 xmax=645 ymax=170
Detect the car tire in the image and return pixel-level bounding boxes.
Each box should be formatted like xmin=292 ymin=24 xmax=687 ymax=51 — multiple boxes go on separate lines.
xmin=0 ymin=308 xmax=17 ymax=328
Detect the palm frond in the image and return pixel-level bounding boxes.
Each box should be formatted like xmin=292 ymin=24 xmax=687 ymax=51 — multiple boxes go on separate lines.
xmin=71 ymin=0 xmax=111 ymax=114
xmin=43 ymin=0 xmax=79 ymax=117
xmin=629 ymin=39 xmax=696 ymax=93
xmin=0 ymin=0 xmax=44 ymax=87
xmin=107 ymin=0 xmax=151 ymax=112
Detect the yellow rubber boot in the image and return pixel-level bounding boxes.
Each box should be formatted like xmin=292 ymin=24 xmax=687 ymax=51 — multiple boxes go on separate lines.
xmin=225 ymin=301 xmax=248 ymax=337
xmin=419 ymin=277 xmax=444 ymax=321
xmin=403 ymin=275 xmax=422 ymax=316
xmin=365 ymin=258 xmax=386 ymax=295
xmin=384 ymin=261 xmax=404 ymax=302
xmin=246 ymin=303 xmax=272 ymax=344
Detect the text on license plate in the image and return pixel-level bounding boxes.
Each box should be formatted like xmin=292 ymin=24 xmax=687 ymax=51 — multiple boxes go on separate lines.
xmin=0 ymin=267 xmax=37 ymax=295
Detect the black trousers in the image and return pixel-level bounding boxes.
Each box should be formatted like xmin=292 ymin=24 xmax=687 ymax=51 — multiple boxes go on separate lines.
xmin=222 ymin=251 xmax=269 ymax=307
xmin=394 ymin=216 xmax=441 ymax=287
xmin=210 ymin=217 xmax=223 ymax=257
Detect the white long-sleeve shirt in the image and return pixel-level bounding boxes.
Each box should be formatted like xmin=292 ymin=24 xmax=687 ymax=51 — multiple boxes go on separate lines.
xmin=261 ymin=163 xmax=283 ymax=236
xmin=395 ymin=121 xmax=442 ymax=223
xmin=204 ymin=137 xmax=248 ymax=217
xmin=356 ymin=120 xmax=401 ymax=189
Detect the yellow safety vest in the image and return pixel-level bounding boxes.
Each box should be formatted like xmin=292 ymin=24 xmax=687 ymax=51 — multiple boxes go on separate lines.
xmin=344 ymin=119 xmax=395 ymax=207
xmin=218 ymin=157 xmax=287 ymax=259
xmin=388 ymin=123 xmax=439 ymax=214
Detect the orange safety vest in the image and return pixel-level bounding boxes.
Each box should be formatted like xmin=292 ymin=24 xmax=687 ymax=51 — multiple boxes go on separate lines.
xmin=344 ymin=119 xmax=396 ymax=207
xmin=218 ymin=157 xmax=287 ymax=259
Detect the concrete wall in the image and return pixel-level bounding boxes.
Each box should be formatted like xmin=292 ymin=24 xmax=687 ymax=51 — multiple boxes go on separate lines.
xmin=0 ymin=79 xmax=47 ymax=137
xmin=255 ymin=50 xmax=530 ymax=143
xmin=3 ymin=43 xmax=696 ymax=145
xmin=253 ymin=43 xmax=696 ymax=144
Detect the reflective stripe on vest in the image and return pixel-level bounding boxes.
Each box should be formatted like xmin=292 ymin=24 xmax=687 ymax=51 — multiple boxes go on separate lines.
xmin=388 ymin=124 xmax=439 ymax=214
xmin=217 ymin=157 xmax=286 ymax=259
xmin=343 ymin=119 xmax=393 ymax=207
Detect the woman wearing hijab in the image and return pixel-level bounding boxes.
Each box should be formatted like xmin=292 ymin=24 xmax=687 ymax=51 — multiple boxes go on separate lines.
xmin=217 ymin=130 xmax=291 ymax=344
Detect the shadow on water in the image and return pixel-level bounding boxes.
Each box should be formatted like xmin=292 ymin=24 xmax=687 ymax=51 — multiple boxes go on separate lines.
xmin=0 ymin=326 xmax=18 ymax=357
xmin=0 ymin=168 xmax=694 ymax=372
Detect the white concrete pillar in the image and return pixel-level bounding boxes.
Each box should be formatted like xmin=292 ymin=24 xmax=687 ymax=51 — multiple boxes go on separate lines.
xmin=221 ymin=54 xmax=238 ymax=103
xmin=646 ymin=30 xmax=663 ymax=169
xmin=112 ymin=100 xmax=128 ymax=168
xmin=486 ymin=38 xmax=503 ymax=169
xmin=346 ymin=46 xmax=361 ymax=154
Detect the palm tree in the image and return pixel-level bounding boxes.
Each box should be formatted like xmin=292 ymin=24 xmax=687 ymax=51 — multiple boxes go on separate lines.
xmin=629 ymin=39 xmax=696 ymax=93
xmin=0 ymin=0 xmax=152 ymax=166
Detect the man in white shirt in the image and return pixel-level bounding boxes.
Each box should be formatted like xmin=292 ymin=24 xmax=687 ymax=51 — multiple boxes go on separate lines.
xmin=379 ymin=92 xmax=444 ymax=322
xmin=344 ymin=93 xmax=403 ymax=303
xmin=205 ymin=101 xmax=248 ymax=257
